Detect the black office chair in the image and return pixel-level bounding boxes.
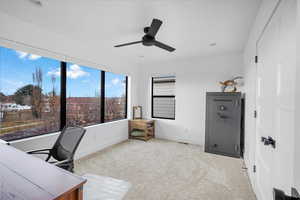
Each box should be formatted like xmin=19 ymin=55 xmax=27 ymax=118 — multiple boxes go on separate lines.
xmin=28 ymin=126 xmax=86 ymax=172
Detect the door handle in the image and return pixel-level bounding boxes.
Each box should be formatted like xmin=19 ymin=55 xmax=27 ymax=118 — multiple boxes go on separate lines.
xmin=261 ymin=136 xmax=276 ymax=148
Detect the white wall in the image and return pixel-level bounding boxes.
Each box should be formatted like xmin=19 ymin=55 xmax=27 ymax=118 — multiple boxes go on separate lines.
xmin=0 ymin=11 xmax=140 ymax=159
xmin=11 ymin=120 xmax=129 ymax=159
xmin=138 ymin=53 xmax=243 ymax=146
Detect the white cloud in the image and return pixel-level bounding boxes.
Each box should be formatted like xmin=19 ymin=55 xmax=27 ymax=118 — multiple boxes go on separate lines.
xmin=15 ymin=50 xmax=41 ymax=60
xmin=67 ymin=64 xmax=89 ymax=79
xmin=1 ymin=79 xmax=24 ymax=95
xmin=122 ymin=79 xmax=126 ymax=86
xmin=28 ymin=54 xmax=41 ymax=60
xmin=111 ymin=78 xmax=120 ymax=85
xmin=47 ymin=68 xmax=61 ymax=77
xmin=47 ymin=64 xmax=89 ymax=79
xmin=16 ymin=51 xmax=28 ymax=59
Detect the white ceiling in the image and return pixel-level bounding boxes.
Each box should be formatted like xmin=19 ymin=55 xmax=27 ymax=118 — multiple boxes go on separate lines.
xmin=0 ymin=0 xmax=261 ymax=63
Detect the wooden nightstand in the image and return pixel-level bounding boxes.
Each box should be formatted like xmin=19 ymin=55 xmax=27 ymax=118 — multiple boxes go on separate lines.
xmin=128 ymin=119 xmax=155 ymax=141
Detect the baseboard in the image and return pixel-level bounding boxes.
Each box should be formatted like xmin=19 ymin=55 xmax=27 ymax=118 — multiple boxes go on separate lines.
xmin=155 ymin=135 xmax=203 ymax=147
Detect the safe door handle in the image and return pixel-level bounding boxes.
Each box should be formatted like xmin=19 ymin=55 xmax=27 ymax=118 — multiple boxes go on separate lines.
xmin=234 ymin=144 xmax=240 ymax=153
xmin=217 ymin=112 xmax=227 ymax=119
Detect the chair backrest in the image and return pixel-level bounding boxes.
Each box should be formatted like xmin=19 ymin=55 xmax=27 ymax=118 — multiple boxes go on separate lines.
xmin=51 ymin=126 xmax=86 ymax=161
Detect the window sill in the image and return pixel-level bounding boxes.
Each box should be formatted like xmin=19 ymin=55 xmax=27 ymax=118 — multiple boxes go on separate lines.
xmin=151 ymin=117 xmax=175 ymax=121
xmin=8 ymin=118 xmax=129 ymax=144
xmin=9 ymin=131 xmax=61 ymax=144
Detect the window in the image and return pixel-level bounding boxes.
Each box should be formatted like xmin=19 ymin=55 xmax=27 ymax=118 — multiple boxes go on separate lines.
xmin=104 ymin=72 xmax=127 ymax=122
xmin=66 ymin=63 xmax=101 ymax=127
xmin=0 ymin=45 xmax=128 ymax=141
xmin=152 ymin=76 xmax=175 ymax=120
xmin=0 ymin=46 xmax=61 ymax=141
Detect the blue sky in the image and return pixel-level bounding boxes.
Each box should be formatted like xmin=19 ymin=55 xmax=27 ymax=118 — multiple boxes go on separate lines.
xmin=0 ymin=46 xmax=125 ymax=97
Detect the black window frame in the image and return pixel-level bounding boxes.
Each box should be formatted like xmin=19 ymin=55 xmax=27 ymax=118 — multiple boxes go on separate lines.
xmin=61 ymin=62 xmax=128 ymax=128
xmin=151 ymin=76 xmax=176 ymax=120
xmin=103 ymin=72 xmax=128 ymax=123
xmin=0 ymin=56 xmax=128 ymax=141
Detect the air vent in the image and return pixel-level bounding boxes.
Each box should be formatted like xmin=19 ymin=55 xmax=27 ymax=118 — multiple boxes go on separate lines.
xmin=178 ymin=142 xmax=188 ymax=145
xmin=29 ymin=0 xmax=43 ymax=6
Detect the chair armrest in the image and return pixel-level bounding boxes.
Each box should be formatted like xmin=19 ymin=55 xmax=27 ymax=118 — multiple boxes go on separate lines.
xmin=49 ymin=159 xmax=72 ymax=167
xmin=27 ymin=149 xmax=51 ymax=154
xmin=27 ymin=149 xmax=52 ymax=161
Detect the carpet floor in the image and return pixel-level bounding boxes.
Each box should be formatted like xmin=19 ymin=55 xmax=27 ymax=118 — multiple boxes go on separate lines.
xmin=75 ymin=139 xmax=256 ymax=200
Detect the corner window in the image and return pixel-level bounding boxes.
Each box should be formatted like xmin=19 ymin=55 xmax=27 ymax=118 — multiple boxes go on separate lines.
xmin=0 ymin=45 xmax=128 ymax=141
xmin=152 ymin=76 xmax=176 ymax=120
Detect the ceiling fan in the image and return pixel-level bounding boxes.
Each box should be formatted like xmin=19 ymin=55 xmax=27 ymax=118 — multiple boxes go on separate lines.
xmin=114 ymin=18 xmax=176 ymax=52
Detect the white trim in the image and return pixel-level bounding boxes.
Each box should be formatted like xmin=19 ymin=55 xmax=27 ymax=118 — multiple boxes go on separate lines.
xmin=9 ymin=119 xmax=129 ymax=144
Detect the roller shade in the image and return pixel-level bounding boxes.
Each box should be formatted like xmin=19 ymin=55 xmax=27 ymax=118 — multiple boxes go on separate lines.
xmin=152 ymin=76 xmax=175 ymax=119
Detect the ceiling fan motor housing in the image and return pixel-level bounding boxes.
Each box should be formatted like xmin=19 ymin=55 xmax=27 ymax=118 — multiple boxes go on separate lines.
xmin=142 ymin=35 xmax=155 ymax=46
xmin=144 ymin=26 xmax=150 ymax=34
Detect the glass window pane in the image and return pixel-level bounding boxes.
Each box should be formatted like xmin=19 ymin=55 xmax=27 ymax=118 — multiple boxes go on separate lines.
xmin=105 ymin=72 xmax=126 ymax=122
xmin=153 ymin=77 xmax=175 ymax=96
xmin=152 ymin=76 xmax=176 ymax=119
xmin=0 ymin=46 xmax=61 ymax=141
xmin=66 ymin=63 xmax=101 ymax=127
xmin=153 ymin=97 xmax=175 ymax=119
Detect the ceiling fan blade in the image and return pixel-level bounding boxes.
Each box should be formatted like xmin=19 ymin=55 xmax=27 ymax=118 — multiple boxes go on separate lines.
xmin=147 ymin=19 xmax=162 ymax=37
xmin=153 ymin=40 xmax=176 ymax=52
xmin=114 ymin=41 xmax=142 ymax=47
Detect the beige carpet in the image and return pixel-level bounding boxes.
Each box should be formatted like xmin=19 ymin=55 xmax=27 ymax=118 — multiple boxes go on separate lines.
xmin=75 ymin=139 xmax=256 ymax=200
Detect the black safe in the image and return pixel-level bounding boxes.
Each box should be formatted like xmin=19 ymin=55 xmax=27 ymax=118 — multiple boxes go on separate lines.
xmin=205 ymin=92 xmax=244 ymax=158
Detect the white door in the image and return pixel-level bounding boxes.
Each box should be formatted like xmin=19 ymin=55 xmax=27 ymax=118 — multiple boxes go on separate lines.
xmin=255 ymin=1 xmax=296 ymax=199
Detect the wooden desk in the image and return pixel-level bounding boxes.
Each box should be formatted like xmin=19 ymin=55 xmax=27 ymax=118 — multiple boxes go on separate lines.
xmin=0 ymin=143 xmax=86 ymax=200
